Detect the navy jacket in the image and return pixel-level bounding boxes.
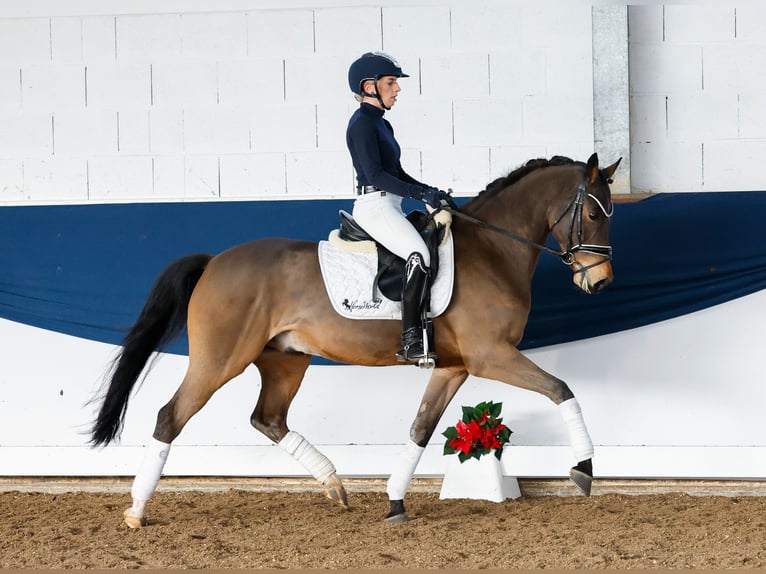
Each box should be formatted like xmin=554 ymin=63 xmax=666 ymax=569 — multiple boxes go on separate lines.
xmin=346 ymin=103 xmax=429 ymax=199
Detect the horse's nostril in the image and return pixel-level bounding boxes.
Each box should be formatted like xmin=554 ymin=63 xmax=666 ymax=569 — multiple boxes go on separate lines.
xmin=592 ymin=278 xmax=611 ymax=293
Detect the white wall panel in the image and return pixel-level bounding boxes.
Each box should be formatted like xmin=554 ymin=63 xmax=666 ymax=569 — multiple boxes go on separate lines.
xmin=183 ymin=108 xmax=250 ymax=154
xmin=247 ymin=10 xmax=315 ymax=58
xmin=23 ymin=157 xmax=88 ymax=200
xmin=86 ymin=62 xmax=151 ymax=108
xmin=0 ymin=18 xmax=50 ymax=65
xmin=220 ymin=153 xmax=286 ymax=197
xmin=739 ymin=93 xmax=766 ymax=139
xmin=453 ymin=98 xmax=523 ymax=147
xmin=115 ymin=14 xmax=181 ymax=60
xmin=627 ymin=4 xmax=663 ymax=43
xmin=316 ymin=101 xmax=354 ymax=151
xmin=489 ymin=50 xmax=545 ymax=98
xmin=184 ymin=154 xmax=220 ymax=198
xmin=632 ymin=141 xmax=702 ymax=193
xmin=0 ymin=159 xmax=24 ymax=201
xmin=0 ymin=111 xmax=52 ymax=156
xmin=180 ymin=12 xmax=247 ymax=59
xmin=420 ymin=53 xmax=489 ymax=99
xmin=315 ymin=7 xmax=381 ymax=57
xmin=703 ymin=44 xmax=766 ymax=94
xmin=284 ymin=55 xmax=347 ymax=104
xmin=117 ymin=110 xmax=150 ymax=153
xmin=0 ymin=66 xmax=20 ymax=107
xmin=630 ymin=94 xmax=666 ymax=144
xmin=523 ymin=96 xmax=593 ymax=146
xmin=286 ymin=150 xmax=351 ymax=196
xmin=421 ymin=145 xmax=489 ymax=193
xmin=81 ymin=16 xmax=116 ymax=61
xmin=387 ymin=98 xmax=452 ymax=148
xmin=217 ymin=59 xmax=284 ymax=106
xmin=382 ymin=6 xmax=450 ymax=54
xmin=704 ymin=140 xmax=766 ymax=192
xmin=54 ymin=109 xmax=117 ymax=155
xmin=250 ymin=103 xmax=317 ymax=152
xmin=149 ymin=109 xmax=184 ymax=153
xmin=521 ymin=5 xmax=591 ymax=50
xmin=153 ymin=155 xmax=185 ymax=197
xmin=88 ymin=156 xmax=153 ymax=198
xmin=630 ymin=44 xmax=702 ymax=94
xmin=667 ymin=93 xmax=738 ymax=141
xmin=22 ymin=64 xmax=85 ymax=109
xmin=451 ymin=2 xmax=522 ymax=53
xmin=151 ymin=61 xmax=218 ymax=107
xmin=735 ymin=4 xmax=766 ymax=43
xmin=489 ymin=145 xmax=547 ymax=182
xmin=663 ymin=5 xmax=734 ymax=43
xmin=50 ymin=17 xmax=82 ymax=62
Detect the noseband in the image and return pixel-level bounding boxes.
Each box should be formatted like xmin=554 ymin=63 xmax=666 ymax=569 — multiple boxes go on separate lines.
xmin=550 ymin=177 xmax=613 ymax=273
xmin=442 ymin=174 xmax=613 ymax=274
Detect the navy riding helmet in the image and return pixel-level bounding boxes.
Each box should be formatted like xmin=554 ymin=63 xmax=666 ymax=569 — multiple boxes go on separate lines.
xmin=348 ymin=51 xmax=409 ymax=97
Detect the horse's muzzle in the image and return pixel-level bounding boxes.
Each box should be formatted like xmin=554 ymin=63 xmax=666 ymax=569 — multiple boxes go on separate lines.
xmin=571 ymin=256 xmax=613 ymax=294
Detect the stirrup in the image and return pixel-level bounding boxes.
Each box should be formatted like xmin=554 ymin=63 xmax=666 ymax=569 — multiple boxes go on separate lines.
xmin=396 ymin=327 xmax=437 ymax=368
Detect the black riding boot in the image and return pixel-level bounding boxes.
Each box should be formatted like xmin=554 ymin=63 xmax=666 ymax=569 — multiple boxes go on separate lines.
xmin=396 ymin=252 xmax=436 ymax=364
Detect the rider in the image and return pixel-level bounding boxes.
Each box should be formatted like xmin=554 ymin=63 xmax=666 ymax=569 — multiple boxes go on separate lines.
xmin=346 ymin=51 xmax=450 ymax=364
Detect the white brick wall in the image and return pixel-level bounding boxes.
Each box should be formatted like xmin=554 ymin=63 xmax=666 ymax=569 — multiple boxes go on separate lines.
xmin=3 ymin=3 xmax=765 ymax=203
xmin=629 ymin=4 xmax=766 ymax=192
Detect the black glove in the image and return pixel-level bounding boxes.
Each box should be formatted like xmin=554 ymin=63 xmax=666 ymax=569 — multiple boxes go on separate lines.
xmin=421 ymin=187 xmax=449 ymax=209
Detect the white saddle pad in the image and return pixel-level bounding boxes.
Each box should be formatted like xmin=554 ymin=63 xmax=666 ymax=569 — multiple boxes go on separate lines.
xmin=318 ymin=232 xmax=455 ymax=320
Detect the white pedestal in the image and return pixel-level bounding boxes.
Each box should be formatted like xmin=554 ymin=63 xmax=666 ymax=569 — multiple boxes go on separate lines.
xmin=439 ymin=455 xmax=521 ymax=502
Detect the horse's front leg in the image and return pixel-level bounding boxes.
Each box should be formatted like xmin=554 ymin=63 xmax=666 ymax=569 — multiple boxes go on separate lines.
xmin=467 ymin=346 xmax=594 ymax=496
xmin=386 ymin=366 xmax=469 ymax=523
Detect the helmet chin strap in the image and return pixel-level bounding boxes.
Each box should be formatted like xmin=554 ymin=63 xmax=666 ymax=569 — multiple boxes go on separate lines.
xmin=364 ymin=79 xmax=391 ymax=110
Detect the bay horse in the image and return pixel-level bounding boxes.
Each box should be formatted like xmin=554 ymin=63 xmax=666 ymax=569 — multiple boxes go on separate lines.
xmin=91 ymin=153 xmax=621 ymax=527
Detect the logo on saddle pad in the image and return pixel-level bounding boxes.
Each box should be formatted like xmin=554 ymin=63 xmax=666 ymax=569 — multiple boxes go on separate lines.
xmin=318 ymin=217 xmax=455 ymax=321
xmin=342 ymin=298 xmax=383 ymax=313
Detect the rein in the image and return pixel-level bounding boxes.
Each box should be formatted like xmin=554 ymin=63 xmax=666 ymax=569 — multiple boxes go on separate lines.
xmin=440 ymin=176 xmax=613 ymax=273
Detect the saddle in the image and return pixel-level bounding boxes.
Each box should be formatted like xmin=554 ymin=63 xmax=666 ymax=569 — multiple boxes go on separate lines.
xmin=336 ymin=209 xmax=448 ymax=302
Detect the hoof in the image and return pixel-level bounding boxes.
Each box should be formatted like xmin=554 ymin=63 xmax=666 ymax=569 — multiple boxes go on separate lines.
xmin=385 ymin=499 xmax=410 ymax=523
xmin=322 ymin=473 xmax=349 ymax=508
xmin=569 ymin=459 xmax=593 ymax=497
xmin=123 ymin=508 xmax=147 ymax=529
xmin=385 ymin=512 xmax=411 ymax=523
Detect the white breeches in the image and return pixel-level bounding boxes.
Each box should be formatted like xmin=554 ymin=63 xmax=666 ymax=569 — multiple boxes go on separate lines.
xmin=352 ymin=191 xmax=431 ymax=266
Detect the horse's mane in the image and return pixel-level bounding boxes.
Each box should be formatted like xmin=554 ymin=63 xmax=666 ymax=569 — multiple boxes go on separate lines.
xmin=478 ymin=156 xmax=582 ymax=201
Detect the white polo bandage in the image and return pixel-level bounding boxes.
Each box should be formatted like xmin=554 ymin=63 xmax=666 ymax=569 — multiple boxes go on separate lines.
xmin=386 ymin=440 xmax=425 ymax=500
xmin=559 ymin=398 xmax=594 ymax=462
xmin=279 ymin=431 xmax=336 ymax=483
xmin=131 ymin=437 xmax=171 ymax=504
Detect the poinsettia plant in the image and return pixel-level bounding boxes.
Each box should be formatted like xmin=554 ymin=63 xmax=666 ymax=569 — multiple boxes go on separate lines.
xmin=442 ymin=401 xmax=512 ymax=463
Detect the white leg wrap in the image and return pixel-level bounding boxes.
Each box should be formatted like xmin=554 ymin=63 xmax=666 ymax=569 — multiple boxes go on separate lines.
xmin=279 ymin=431 xmax=336 ymax=483
xmin=130 ymin=438 xmax=171 ymax=506
xmin=386 ymin=440 xmax=425 ymax=500
xmin=559 ymin=398 xmax=594 ymax=462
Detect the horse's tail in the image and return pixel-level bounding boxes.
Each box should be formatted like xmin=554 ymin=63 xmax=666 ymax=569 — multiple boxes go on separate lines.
xmin=90 ymin=253 xmax=212 ymax=447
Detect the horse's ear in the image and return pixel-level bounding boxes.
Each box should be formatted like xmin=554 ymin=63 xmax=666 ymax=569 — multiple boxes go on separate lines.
xmin=600 ymin=157 xmax=622 ymax=184
xmin=586 ymin=152 xmax=600 ymax=184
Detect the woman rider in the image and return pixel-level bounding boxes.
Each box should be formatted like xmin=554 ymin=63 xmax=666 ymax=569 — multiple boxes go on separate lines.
xmin=346 ymin=51 xmax=449 ymax=365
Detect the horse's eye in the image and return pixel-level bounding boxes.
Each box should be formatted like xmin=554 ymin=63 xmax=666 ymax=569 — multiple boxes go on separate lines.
xmin=588 ymin=211 xmax=599 ymax=221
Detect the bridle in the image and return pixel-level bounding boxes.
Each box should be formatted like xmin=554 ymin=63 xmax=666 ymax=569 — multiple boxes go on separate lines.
xmin=441 ymin=173 xmax=614 ymax=274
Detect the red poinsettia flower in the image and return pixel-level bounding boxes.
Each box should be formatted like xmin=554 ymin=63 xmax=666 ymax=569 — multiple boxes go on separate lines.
xmin=442 ymin=401 xmax=512 ymax=463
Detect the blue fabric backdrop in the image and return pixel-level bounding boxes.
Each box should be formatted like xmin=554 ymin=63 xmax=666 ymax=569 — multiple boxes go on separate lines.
xmin=2 ymin=192 xmax=765 ymax=358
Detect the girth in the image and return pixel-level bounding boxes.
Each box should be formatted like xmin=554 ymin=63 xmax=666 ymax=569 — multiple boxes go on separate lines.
xmin=337 ymin=210 xmax=445 ymax=302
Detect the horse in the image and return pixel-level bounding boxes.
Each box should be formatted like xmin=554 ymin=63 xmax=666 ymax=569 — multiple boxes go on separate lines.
xmin=90 ymin=152 xmax=621 ymax=527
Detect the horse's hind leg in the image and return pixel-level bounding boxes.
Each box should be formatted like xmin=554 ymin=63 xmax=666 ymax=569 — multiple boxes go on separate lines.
xmin=251 ymin=349 xmax=348 ymax=508
xmin=123 ymin=359 xmax=248 ymax=528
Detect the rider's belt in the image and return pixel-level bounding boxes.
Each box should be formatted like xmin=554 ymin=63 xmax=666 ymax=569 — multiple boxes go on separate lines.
xmin=356 ymin=185 xmax=385 ymax=196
